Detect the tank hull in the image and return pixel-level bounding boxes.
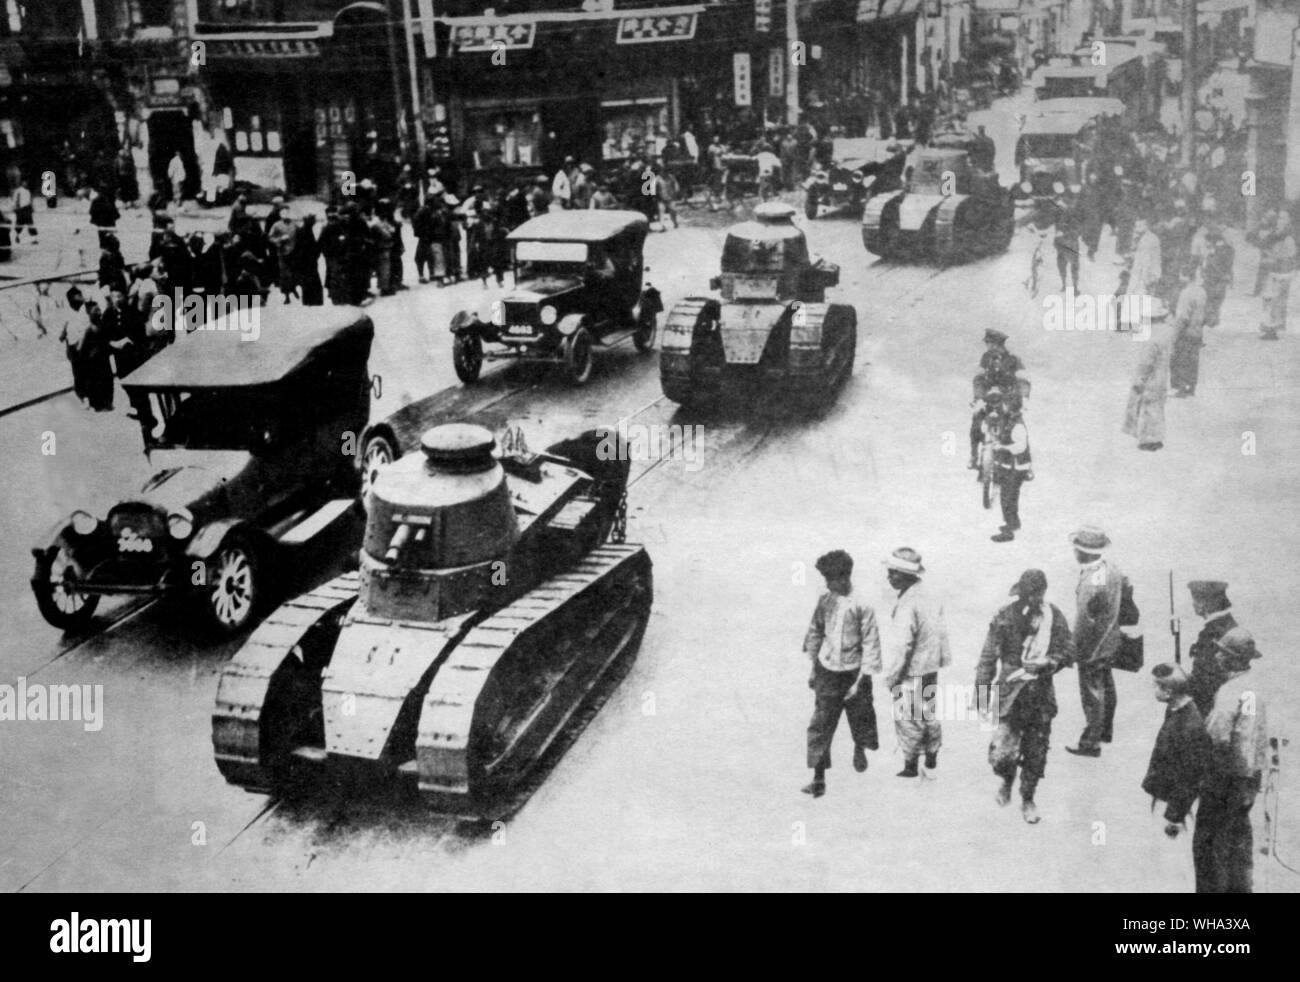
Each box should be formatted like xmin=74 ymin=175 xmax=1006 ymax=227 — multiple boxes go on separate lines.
xmin=660 ymin=298 xmax=856 ymax=410
xmin=212 ymin=545 xmax=652 ymax=817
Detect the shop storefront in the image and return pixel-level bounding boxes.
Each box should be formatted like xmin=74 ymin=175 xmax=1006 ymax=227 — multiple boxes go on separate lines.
xmin=196 ymin=12 xmax=402 ymax=198
xmin=432 ymin=2 xmax=747 ymax=184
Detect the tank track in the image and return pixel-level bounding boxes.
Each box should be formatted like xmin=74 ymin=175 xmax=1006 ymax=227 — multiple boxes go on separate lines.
xmin=934 ymin=196 xmax=966 ymax=265
xmin=416 ymin=543 xmax=652 ymax=818
xmin=783 ymin=304 xmax=856 ymax=410
xmin=661 ymin=299 xmax=720 ymax=404
xmin=212 ymin=572 xmax=359 ymax=791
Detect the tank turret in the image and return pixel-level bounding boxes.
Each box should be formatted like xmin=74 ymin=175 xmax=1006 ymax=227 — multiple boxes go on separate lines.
xmin=360 ymin=425 xmax=520 ymax=622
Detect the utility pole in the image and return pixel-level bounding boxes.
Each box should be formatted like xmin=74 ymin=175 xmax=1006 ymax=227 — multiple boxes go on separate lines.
xmin=401 ymin=0 xmax=429 ymax=194
xmin=384 ymin=0 xmax=410 ymax=164
xmin=1181 ymin=0 xmax=1197 ymax=167
xmin=786 ymin=0 xmax=800 ymax=124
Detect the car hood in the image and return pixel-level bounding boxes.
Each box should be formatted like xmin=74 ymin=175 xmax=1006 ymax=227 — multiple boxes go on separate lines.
xmin=129 ymin=450 xmax=251 ymax=513
xmin=509 ymin=277 xmax=583 ymax=302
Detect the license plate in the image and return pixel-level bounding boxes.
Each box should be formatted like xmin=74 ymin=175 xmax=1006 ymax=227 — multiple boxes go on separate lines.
xmin=832 ymin=183 xmax=847 ymax=191
xmin=507 ymin=324 xmax=534 ymax=336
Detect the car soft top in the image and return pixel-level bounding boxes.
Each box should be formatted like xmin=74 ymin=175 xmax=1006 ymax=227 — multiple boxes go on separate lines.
xmin=122 ymin=306 xmax=374 ymax=390
xmin=507 ymin=210 xmax=648 ymax=243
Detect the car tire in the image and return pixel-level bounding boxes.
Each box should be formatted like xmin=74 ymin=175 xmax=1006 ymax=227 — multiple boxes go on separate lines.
xmin=203 ymin=534 xmax=262 ymax=635
xmin=804 ymin=189 xmax=819 ymax=220
xmin=562 ymin=326 xmax=594 ymax=385
xmin=358 ymin=432 xmax=397 ymax=509
xmin=453 ymin=332 xmax=483 ymax=384
xmin=32 ymin=545 xmax=100 ymax=632
xmin=633 ymin=309 xmax=657 ymax=352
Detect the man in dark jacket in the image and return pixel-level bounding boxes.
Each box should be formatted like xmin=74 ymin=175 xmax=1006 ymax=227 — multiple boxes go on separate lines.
xmin=1186 ymin=580 xmax=1237 ymax=716
xmin=292 ymin=214 xmax=323 ymax=306
xmin=1142 ymin=663 xmax=1209 ymax=837
xmin=975 ymin=569 xmax=1075 ymax=824
xmin=89 ymin=188 xmax=120 ymax=248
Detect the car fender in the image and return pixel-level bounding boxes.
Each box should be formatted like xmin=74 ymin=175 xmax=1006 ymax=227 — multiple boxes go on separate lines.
xmin=185 ymin=518 xmax=260 ymax=562
xmin=449 ymin=309 xmax=481 ymax=335
xmin=637 ymin=284 xmax=663 ymax=319
xmin=557 ymin=313 xmax=586 ymax=337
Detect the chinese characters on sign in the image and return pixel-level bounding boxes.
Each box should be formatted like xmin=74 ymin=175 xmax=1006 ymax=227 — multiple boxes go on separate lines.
xmin=755 ymin=0 xmax=772 ymax=33
xmin=768 ymin=48 xmax=784 ymax=98
xmin=615 ymin=13 xmax=698 ymax=43
xmin=451 ymin=22 xmax=537 ymax=52
xmin=734 ymin=52 xmax=752 ymax=107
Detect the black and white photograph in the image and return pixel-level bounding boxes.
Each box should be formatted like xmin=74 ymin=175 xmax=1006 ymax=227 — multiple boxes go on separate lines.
xmin=0 ymin=0 xmax=1294 ymax=919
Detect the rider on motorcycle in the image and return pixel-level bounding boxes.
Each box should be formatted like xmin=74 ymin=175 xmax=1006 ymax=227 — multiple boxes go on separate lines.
xmin=969 ymin=329 xmax=1024 ymax=470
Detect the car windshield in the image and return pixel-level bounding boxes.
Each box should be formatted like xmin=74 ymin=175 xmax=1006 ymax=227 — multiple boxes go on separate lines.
xmin=514 ymin=240 xmax=589 ymax=281
xmin=139 ymin=386 xmax=309 ymax=452
xmin=1020 ymin=134 xmax=1078 ymax=159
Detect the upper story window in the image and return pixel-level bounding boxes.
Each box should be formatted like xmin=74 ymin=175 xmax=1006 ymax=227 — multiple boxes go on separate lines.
xmin=134 ymin=0 xmax=174 ymax=28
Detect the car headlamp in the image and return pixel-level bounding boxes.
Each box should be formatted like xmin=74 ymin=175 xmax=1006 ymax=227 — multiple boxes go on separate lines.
xmin=71 ymin=511 xmax=99 ymax=536
xmin=168 ymin=508 xmax=194 ymax=540
xmin=1020 ymin=181 xmax=1033 ymax=194
xmin=540 ymin=305 xmax=559 ymax=327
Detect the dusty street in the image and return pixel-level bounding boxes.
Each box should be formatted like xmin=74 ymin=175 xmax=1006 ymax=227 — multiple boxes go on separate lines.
xmin=2 ymin=155 xmax=1298 ymax=891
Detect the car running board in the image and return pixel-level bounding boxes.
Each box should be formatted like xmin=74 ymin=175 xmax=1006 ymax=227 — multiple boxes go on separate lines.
xmin=280 ymin=498 xmax=355 ymax=546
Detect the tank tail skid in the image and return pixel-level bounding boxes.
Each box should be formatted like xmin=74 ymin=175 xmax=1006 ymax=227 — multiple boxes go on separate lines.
xmin=212 ymin=572 xmax=360 ymax=791
xmin=415 ymin=543 xmax=653 ymax=817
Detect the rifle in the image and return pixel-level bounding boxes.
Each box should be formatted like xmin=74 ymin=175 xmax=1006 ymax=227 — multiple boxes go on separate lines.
xmin=1169 ymin=570 xmax=1181 ymax=665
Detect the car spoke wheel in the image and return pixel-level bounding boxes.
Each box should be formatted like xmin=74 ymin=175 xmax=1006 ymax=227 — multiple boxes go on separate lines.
xmin=206 ymin=538 xmax=260 ymax=634
xmin=453 ymin=333 xmax=483 ymax=384
xmin=359 ymin=433 xmax=396 ymax=508
xmin=32 ymin=546 xmax=100 ymax=631
xmin=633 ymin=310 xmax=657 ymax=352
xmin=562 ymin=326 xmax=594 ymax=385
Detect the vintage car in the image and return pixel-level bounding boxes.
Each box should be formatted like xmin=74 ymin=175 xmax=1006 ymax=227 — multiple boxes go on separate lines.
xmin=449 ymin=210 xmax=662 ymax=386
xmin=30 ymin=306 xmax=384 ymax=636
xmin=1015 ymin=98 xmax=1125 ymax=200
xmin=803 ymin=138 xmax=912 ymax=219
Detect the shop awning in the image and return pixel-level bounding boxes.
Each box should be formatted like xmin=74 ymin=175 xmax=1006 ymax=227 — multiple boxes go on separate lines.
xmin=856 ymin=0 xmax=923 ymax=24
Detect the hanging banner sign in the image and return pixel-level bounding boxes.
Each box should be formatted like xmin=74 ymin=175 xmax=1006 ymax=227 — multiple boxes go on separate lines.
xmin=734 ymin=52 xmax=752 ymax=107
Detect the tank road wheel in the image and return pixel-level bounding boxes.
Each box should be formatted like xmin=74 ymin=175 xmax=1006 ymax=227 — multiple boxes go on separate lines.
xmin=633 ymin=307 xmax=657 ymax=352
xmin=358 ymin=432 xmax=397 ymax=509
xmin=562 ymin=325 xmax=595 ymax=385
xmin=204 ymin=534 xmax=263 ymax=635
xmin=32 ymin=545 xmax=100 ymax=632
xmin=453 ymin=332 xmax=484 ymax=384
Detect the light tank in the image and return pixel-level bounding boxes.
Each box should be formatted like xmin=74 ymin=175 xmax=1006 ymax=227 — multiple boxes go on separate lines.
xmin=659 ymin=201 xmax=857 ymax=409
xmin=212 ymin=423 xmax=653 ymax=817
xmin=862 ymin=133 xmax=1014 ymax=264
